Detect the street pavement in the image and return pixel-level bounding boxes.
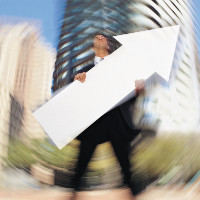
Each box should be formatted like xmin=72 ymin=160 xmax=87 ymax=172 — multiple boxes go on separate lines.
xmin=1 ymin=187 xmax=200 ymax=200
xmin=1 ymin=169 xmax=200 ymax=200
xmin=0 ymin=188 xmax=133 ymax=200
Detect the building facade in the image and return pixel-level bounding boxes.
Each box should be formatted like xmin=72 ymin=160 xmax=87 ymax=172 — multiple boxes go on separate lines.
xmin=53 ymin=0 xmax=200 ymax=132
xmin=0 ymin=22 xmax=56 ymax=169
xmin=53 ymin=0 xmax=134 ymax=90
xmin=129 ymin=0 xmax=200 ymax=132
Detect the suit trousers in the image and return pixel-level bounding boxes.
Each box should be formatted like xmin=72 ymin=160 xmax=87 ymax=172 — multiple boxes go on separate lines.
xmin=74 ymin=106 xmax=139 ymax=193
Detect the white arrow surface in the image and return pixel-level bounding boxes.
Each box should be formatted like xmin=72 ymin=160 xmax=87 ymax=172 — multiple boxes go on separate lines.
xmin=33 ymin=25 xmax=180 ymax=149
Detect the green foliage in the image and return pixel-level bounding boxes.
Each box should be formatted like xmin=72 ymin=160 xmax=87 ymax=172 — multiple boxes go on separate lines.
xmin=31 ymin=139 xmax=79 ymax=168
xmin=132 ymin=134 xmax=200 ymax=181
xmin=6 ymin=134 xmax=200 ymax=183
xmin=7 ymin=139 xmax=36 ymax=168
xmin=6 ymin=138 xmax=80 ymax=169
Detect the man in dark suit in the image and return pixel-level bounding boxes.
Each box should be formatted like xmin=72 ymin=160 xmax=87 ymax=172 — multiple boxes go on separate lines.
xmin=71 ymin=33 xmax=144 ymax=199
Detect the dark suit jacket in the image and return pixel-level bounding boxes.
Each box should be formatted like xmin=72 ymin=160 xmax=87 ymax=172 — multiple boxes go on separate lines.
xmin=71 ymin=63 xmax=140 ymax=133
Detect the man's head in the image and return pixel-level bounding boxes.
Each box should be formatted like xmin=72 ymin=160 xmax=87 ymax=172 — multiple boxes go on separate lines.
xmin=91 ymin=32 xmax=122 ymax=57
xmin=92 ymin=32 xmax=121 ymax=54
xmin=93 ymin=33 xmax=109 ymax=52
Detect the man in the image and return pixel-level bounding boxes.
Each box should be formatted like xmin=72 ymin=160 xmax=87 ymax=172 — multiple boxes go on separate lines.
xmin=72 ymin=33 xmax=144 ymax=199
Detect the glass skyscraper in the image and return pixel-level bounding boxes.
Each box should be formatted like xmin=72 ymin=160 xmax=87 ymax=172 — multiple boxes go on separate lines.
xmin=53 ymin=0 xmax=200 ymax=132
xmin=53 ymin=0 xmax=135 ymax=91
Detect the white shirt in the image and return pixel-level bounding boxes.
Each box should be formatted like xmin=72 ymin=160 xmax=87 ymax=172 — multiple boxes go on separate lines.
xmin=94 ymin=56 xmax=108 ymax=66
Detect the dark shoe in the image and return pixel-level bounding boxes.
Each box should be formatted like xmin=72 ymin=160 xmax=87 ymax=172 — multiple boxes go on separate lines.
xmin=129 ymin=174 xmax=149 ymax=196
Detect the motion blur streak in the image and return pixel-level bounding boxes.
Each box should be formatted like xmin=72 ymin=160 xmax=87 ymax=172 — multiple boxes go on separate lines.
xmin=0 ymin=19 xmax=56 ymax=186
xmin=0 ymin=0 xmax=200 ymax=199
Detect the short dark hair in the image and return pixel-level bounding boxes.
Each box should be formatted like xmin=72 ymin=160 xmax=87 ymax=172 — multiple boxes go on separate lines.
xmin=92 ymin=32 xmax=108 ymax=39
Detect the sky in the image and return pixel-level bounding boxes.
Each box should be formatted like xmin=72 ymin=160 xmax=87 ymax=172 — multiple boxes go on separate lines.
xmin=193 ymin=0 xmax=200 ymax=54
xmin=0 ymin=0 xmax=200 ymax=54
xmin=0 ymin=0 xmax=61 ymax=48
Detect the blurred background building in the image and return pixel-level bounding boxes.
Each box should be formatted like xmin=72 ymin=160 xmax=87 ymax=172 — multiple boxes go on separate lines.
xmin=0 ymin=0 xmax=199 ymax=192
xmin=53 ymin=0 xmax=200 ymax=133
xmin=129 ymin=0 xmax=200 ymax=133
xmin=0 ymin=22 xmax=56 ymax=171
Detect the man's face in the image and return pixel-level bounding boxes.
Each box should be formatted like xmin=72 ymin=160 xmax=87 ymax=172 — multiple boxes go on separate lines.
xmin=93 ymin=34 xmax=109 ymax=49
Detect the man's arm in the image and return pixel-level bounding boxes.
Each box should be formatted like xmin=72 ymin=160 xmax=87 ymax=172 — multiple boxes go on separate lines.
xmin=127 ymin=79 xmax=145 ymax=104
xmin=74 ymin=72 xmax=86 ymax=82
xmin=71 ymin=64 xmax=94 ymax=83
xmin=135 ymin=79 xmax=145 ymax=96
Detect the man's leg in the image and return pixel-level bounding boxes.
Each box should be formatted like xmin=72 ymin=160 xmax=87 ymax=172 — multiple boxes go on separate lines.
xmin=110 ymin=136 xmax=132 ymax=185
xmin=73 ymin=113 xmax=109 ymax=190
xmin=73 ymin=137 xmax=98 ymax=189
xmin=107 ymin=108 xmax=138 ymax=195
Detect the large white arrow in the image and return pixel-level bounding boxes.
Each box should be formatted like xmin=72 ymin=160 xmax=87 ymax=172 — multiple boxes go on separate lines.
xmin=33 ymin=25 xmax=180 ymax=149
